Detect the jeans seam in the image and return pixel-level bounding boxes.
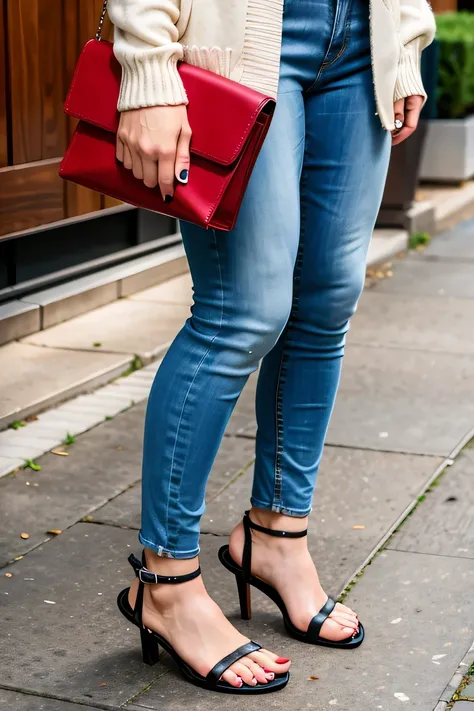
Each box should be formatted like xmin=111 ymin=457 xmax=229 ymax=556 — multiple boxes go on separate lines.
xmin=305 ymin=0 xmax=353 ymax=94
xmin=165 ymin=228 xmax=224 ymax=550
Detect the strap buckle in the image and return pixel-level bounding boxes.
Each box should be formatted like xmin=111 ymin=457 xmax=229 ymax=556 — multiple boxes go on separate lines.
xmin=138 ymin=568 xmax=157 ymax=584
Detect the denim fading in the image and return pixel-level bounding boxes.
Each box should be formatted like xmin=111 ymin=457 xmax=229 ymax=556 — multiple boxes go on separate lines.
xmin=139 ymin=0 xmax=392 ymax=559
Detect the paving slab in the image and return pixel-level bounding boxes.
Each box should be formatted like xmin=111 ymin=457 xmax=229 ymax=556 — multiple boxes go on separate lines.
xmin=228 ymin=345 xmax=474 ymax=457
xmin=0 ymin=342 xmax=131 ymax=429
xmin=22 ymin=299 xmax=190 ymax=364
xmin=0 ymin=403 xmax=147 ymax=567
xmin=0 ymin=523 xmax=167 ymax=708
xmin=373 ymin=257 xmax=474 ymax=299
xmin=451 ymin=703 xmax=474 ymax=710
xmin=202 ymin=446 xmax=441 ymax=595
xmin=388 ymin=447 xmax=474 ymax=559
xmin=350 ymin=292 xmax=474 ymax=355
xmin=0 ymin=690 xmax=105 ymax=711
xmin=124 ymin=545 xmax=474 ymax=711
xmin=129 ymin=273 xmax=193 ymax=305
xmin=93 ymin=435 xmax=257 ymax=529
xmin=327 ymin=345 xmax=474 ymax=456
xmin=423 ymin=218 xmax=474 ymax=260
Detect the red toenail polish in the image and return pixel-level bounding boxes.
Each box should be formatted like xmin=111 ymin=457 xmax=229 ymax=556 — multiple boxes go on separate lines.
xmin=276 ymin=657 xmax=290 ymax=664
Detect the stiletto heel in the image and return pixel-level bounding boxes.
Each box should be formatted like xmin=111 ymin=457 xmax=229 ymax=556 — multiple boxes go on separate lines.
xmin=236 ymin=575 xmax=252 ymax=620
xmin=117 ymin=550 xmax=289 ymax=693
xmin=140 ymin=626 xmax=160 ymax=666
xmin=219 ymin=511 xmax=365 ymax=650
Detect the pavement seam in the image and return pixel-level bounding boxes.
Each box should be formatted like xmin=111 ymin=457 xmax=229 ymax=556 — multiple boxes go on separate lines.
xmin=337 ymin=444 xmax=461 ymax=601
xmin=0 ymin=684 xmax=122 ymax=711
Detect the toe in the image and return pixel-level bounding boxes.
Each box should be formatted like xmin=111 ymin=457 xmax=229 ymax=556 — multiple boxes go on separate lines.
xmin=330 ymin=611 xmax=359 ymax=630
xmin=240 ymin=657 xmax=269 ymax=684
xmin=231 ymin=661 xmax=258 ymax=686
xmin=221 ymin=669 xmax=243 ymax=688
xmin=250 ymin=650 xmax=291 ymax=673
xmin=320 ymin=617 xmax=357 ymax=641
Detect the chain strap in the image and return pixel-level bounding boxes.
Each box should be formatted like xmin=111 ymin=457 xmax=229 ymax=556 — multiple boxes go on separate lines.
xmin=95 ymin=0 xmax=108 ymax=41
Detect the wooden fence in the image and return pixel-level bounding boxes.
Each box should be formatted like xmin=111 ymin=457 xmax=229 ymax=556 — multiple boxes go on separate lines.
xmin=0 ymin=0 xmax=119 ymax=240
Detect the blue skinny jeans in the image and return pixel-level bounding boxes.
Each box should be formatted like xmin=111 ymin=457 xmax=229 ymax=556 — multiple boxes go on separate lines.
xmin=139 ymin=0 xmax=392 ymax=558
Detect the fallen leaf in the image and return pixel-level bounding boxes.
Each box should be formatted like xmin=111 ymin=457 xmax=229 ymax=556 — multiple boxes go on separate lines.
xmin=14 ymin=556 xmax=23 ymax=561
xmin=308 ymin=676 xmax=319 ymax=681
xmin=83 ymin=515 xmax=94 ymax=522
xmin=5 ymin=573 xmax=12 ymax=578
xmin=116 ymin=446 xmax=123 ymax=451
xmin=352 ymin=525 xmax=365 ymax=530
xmin=99 ymin=682 xmax=107 ymax=687
xmin=20 ymin=533 xmax=30 ymax=539
xmin=46 ymin=529 xmax=62 ymax=536
xmin=51 ymin=450 xmax=69 ymax=457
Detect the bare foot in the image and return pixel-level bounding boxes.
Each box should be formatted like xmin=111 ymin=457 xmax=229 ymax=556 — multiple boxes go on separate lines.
xmin=128 ymin=550 xmax=291 ymax=688
xmin=229 ymin=508 xmax=359 ymax=642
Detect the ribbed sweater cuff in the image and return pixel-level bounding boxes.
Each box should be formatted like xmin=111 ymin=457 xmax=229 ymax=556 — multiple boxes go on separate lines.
xmin=117 ymin=48 xmax=188 ymax=111
xmin=394 ymin=38 xmax=426 ymax=102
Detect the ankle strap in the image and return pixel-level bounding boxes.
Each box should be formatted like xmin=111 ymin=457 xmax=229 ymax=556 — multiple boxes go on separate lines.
xmin=128 ymin=553 xmax=201 ymax=585
xmin=241 ymin=511 xmax=307 ymax=583
xmin=243 ymin=511 xmax=308 ymax=539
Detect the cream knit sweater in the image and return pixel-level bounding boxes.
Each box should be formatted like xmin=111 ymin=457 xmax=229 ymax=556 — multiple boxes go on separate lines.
xmin=108 ymin=0 xmax=436 ymax=131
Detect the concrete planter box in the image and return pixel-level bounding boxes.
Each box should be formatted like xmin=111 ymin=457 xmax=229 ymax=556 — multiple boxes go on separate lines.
xmin=420 ymin=115 xmax=474 ymax=183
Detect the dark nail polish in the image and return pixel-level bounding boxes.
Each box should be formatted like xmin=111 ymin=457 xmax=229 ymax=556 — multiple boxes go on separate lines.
xmin=164 ymin=194 xmax=173 ymax=204
xmin=179 ymin=169 xmax=189 ymax=183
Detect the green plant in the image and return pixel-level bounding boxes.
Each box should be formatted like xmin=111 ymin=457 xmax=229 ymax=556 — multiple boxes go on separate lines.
xmin=408 ymin=232 xmax=431 ymax=249
xmin=24 ymin=460 xmax=42 ymax=471
xmin=62 ymin=432 xmax=76 ymax=446
xmin=9 ymin=420 xmax=26 ymax=430
xmin=436 ymin=12 xmax=474 ymax=119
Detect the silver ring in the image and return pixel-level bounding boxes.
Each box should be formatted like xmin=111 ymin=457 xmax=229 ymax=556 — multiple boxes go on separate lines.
xmin=394 ymin=119 xmax=404 ymax=130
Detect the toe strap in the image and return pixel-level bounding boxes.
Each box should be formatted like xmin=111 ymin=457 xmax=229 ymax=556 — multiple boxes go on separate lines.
xmin=307 ymin=598 xmax=337 ymax=640
xmin=206 ymin=641 xmax=261 ymax=686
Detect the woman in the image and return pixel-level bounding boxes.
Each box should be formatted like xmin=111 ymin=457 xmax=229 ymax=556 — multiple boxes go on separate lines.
xmin=109 ymin=0 xmax=435 ymax=694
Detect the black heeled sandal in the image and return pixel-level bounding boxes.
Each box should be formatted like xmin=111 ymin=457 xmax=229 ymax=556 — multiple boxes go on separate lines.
xmin=218 ymin=511 xmax=365 ymax=649
xmin=117 ymin=550 xmax=290 ymax=693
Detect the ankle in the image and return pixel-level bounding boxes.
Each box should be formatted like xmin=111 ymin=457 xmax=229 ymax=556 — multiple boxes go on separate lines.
xmin=249 ymin=507 xmax=308 ymax=534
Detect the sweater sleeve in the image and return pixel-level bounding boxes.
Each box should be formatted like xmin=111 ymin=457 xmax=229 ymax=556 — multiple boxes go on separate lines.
xmin=107 ymin=0 xmax=187 ymax=111
xmin=394 ymin=0 xmax=436 ymax=102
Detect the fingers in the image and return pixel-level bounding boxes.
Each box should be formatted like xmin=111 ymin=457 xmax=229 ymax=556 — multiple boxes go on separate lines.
xmin=116 ymin=106 xmax=191 ymax=200
xmin=175 ymin=123 xmax=192 ymax=184
xmin=158 ymin=148 xmax=177 ymax=202
xmin=122 ymin=143 xmax=133 ymax=171
xmin=116 ymin=136 xmax=124 ymax=163
xmin=142 ymin=158 xmax=159 ymax=189
xmin=392 ymin=94 xmax=423 ymax=146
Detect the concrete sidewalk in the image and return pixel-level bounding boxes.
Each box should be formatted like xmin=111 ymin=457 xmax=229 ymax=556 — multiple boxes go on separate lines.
xmin=1 ymin=219 xmax=474 ymax=711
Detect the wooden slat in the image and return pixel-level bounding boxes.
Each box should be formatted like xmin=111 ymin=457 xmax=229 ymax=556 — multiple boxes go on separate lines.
xmin=0 ymin=158 xmax=65 ymax=236
xmin=7 ymin=0 xmax=42 ymax=164
xmin=7 ymin=0 xmax=67 ymax=164
xmin=63 ymin=0 xmax=102 ymax=217
xmin=0 ymin=0 xmax=8 ymax=167
xmin=37 ymin=0 xmax=67 ymax=158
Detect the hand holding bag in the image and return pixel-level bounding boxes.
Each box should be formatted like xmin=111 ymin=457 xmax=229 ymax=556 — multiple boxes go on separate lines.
xmin=59 ymin=0 xmax=275 ymax=231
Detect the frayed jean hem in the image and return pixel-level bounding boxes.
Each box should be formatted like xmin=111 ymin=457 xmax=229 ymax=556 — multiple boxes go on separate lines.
xmin=250 ymin=497 xmax=312 ymax=518
xmin=138 ymin=531 xmax=200 ymax=560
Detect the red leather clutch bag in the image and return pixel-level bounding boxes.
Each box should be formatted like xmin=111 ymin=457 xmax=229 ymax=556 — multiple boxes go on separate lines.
xmin=59 ymin=38 xmax=275 ymax=231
